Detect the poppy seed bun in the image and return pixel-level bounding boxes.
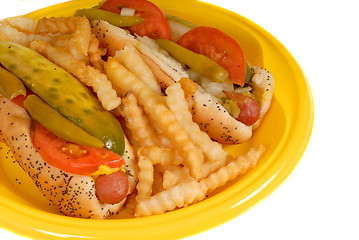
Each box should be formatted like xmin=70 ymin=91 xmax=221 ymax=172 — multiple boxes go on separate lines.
xmin=0 ymin=95 xmax=136 ymax=219
xmin=250 ymin=67 xmax=275 ymax=131
xmin=190 ymin=90 xmax=252 ymax=144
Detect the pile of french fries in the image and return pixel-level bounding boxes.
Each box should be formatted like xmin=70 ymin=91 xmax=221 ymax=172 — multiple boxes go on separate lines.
xmin=0 ymin=15 xmax=265 ymax=217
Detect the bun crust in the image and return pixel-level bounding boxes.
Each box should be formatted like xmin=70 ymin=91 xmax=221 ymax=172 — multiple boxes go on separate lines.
xmin=191 ymin=90 xmax=252 ymax=144
xmin=0 ymin=95 xmax=136 ymax=219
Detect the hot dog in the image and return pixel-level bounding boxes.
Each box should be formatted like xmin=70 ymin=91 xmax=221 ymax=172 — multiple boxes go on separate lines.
xmin=0 ymin=41 xmax=137 ymax=219
xmin=0 ymin=94 xmax=137 ymax=218
xmin=90 ymin=18 xmax=274 ymax=145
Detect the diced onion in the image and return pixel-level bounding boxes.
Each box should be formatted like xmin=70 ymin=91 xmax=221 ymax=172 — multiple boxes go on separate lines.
xmin=120 ymin=7 xmax=136 ymax=16
xmin=234 ymin=86 xmax=252 ymax=94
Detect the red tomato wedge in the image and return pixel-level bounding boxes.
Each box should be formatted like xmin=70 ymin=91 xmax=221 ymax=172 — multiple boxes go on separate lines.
xmin=100 ymin=0 xmax=171 ymax=39
xmin=223 ymin=91 xmax=260 ymax=126
xmin=33 ymin=123 xmax=125 ymax=175
xmin=177 ymin=27 xmax=246 ymax=86
xmin=11 ymin=94 xmax=27 ymax=108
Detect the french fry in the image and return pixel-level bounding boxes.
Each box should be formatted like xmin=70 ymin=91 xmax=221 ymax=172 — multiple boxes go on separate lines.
xmin=88 ymin=34 xmax=106 ymax=72
xmin=200 ymin=146 xmax=265 ymax=193
xmin=166 ymin=82 xmax=228 ymax=163
xmin=178 ymin=77 xmax=198 ymax=99
xmin=0 ymin=21 xmax=59 ymax=47
xmin=136 ymin=155 xmax=154 ymax=201
xmin=137 ymin=145 xmax=183 ymax=166
xmin=106 ymin=58 xmax=204 ymax=179
xmin=162 ymin=166 xmax=192 ymax=190
xmin=35 ymin=16 xmax=91 ymax=62
xmin=120 ymin=93 xmax=160 ymax=147
xmin=115 ymin=44 xmax=162 ymax=95
xmin=36 ymin=17 xmax=78 ymax=34
xmin=3 ymin=16 xmax=37 ymax=33
xmin=135 ymin=179 xmax=206 ymax=217
xmin=30 ymin=40 xmax=121 ymax=111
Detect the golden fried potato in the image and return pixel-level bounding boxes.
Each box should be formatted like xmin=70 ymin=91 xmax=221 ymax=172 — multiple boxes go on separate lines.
xmin=200 ymin=146 xmax=265 ymax=193
xmin=165 ymin=82 xmax=228 ymax=163
xmin=35 ymin=17 xmax=78 ymax=34
xmin=135 ymin=179 xmax=206 ymax=217
xmin=120 ymin=93 xmax=160 ymax=147
xmin=3 ymin=16 xmax=37 ymax=33
xmin=88 ymin=34 xmax=106 ymax=72
xmin=115 ymin=44 xmax=162 ymax=95
xmin=106 ymin=58 xmax=204 ymax=179
xmin=136 ymin=155 xmax=154 ymax=201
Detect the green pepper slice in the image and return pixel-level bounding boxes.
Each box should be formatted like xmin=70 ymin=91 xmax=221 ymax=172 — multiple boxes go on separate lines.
xmin=245 ymin=62 xmax=253 ymax=84
xmin=74 ymin=8 xmax=144 ymax=27
xmin=0 ymin=67 xmax=26 ymax=100
xmin=156 ymin=39 xmax=229 ymax=83
xmin=24 ymin=95 xmax=104 ymax=149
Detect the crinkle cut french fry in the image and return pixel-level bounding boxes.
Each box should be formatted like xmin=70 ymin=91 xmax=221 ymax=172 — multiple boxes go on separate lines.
xmin=137 ymin=145 xmax=183 ymax=166
xmin=88 ymin=34 xmax=106 ymax=72
xmin=35 ymin=16 xmax=91 ymax=61
xmin=3 ymin=16 xmax=37 ymax=33
xmin=35 ymin=17 xmax=78 ymax=34
xmin=0 ymin=21 xmax=59 ymax=47
xmin=166 ymin=82 xmax=228 ymax=163
xmin=136 ymin=155 xmax=154 ymax=201
xmin=115 ymin=44 xmax=162 ymax=95
xmin=162 ymin=166 xmax=192 ymax=190
xmin=120 ymin=93 xmax=160 ymax=147
xmin=178 ymin=77 xmax=198 ymax=99
xmin=106 ymin=58 xmax=204 ymax=179
xmin=135 ymin=179 xmax=206 ymax=217
xmin=200 ymin=145 xmax=265 ymax=193
xmin=30 ymin=40 xmax=121 ymax=111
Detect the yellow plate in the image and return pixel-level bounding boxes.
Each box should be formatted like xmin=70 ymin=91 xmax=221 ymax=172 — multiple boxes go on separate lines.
xmin=0 ymin=0 xmax=314 ymax=239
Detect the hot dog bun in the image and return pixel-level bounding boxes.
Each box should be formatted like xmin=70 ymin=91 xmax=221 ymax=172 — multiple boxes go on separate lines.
xmin=0 ymin=94 xmax=137 ymax=219
xmin=190 ymin=89 xmax=252 ymax=144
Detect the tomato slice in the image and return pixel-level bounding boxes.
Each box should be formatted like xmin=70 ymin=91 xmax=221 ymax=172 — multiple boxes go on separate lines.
xmin=11 ymin=90 xmax=33 ymax=108
xmin=100 ymin=0 xmax=171 ymax=39
xmin=11 ymin=94 xmax=27 ymax=108
xmin=177 ymin=26 xmax=246 ymax=86
xmin=33 ymin=123 xmax=125 ymax=175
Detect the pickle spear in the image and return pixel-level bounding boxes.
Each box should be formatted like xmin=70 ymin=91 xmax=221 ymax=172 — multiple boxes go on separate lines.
xmin=156 ymin=39 xmax=229 ymax=83
xmin=0 ymin=67 xmax=26 ymax=100
xmin=75 ymin=8 xmax=144 ymax=27
xmin=24 ymin=95 xmax=104 ymax=149
xmin=0 ymin=41 xmax=125 ymax=156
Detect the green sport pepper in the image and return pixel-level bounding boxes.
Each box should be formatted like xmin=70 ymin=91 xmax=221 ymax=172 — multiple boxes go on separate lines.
xmin=0 ymin=67 xmax=26 ymax=100
xmin=74 ymin=8 xmax=144 ymax=27
xmin=0 ymin=41 xmax=125 ymax=156
xmin=156 ymin=39 xmax=229 ymax=83
xmin=24 ymin=95 xmax=104 ymax=149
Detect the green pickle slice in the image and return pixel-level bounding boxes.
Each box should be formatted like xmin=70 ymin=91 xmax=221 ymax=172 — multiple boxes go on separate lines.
xmin=0 ymin=41 xmax=125 ymax=155
xmin=0 ymin=67 xmax=26 ymax=100
xmin=24 ymin=95 xmax=104 ymax=149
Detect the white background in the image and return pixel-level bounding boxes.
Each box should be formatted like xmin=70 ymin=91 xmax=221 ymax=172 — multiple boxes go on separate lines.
xmin=1 ymin=0 xmax=358 ymax=239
